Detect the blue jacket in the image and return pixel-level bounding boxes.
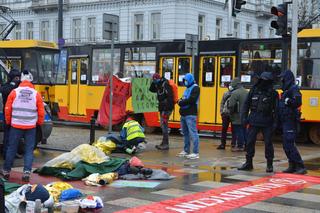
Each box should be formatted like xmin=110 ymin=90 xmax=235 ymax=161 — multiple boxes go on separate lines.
xmin=178 ymin=73 xmax=200 ymax=116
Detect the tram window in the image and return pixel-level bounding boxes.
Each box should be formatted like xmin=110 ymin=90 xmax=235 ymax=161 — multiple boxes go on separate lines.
xmin=240 ymin=43 xmax=282 ymax=87
xmin=23 ymin=51 xmax=38 ymax=83
xmin=202 ymin=57 xmax=215 ymax=87
xmin=39 ymin=52 xmax=59 ymax=84
xmin=56 ymin=49 xmax=67 ymax=84
xmin=71 ymin=60 xmax=77 ymax=84
xmin=162 ymin=58 xmax=174 ymax=80
xmin=0 ymin=66 xmax=8 ymax=85
xmin=92 ymin=48 xmax=120 ymax=85
xmin=10 ymin=60 xmax=21 ymax=70
xmin=80 ymin=58 xmax=88 ymax=85
xmin=220 ymin=57 xmax=233 ymax=87
xmin=297 ymin=41 xmax=320 ymax=89
xmin=177 ymin=58 xmax=190 ymax=86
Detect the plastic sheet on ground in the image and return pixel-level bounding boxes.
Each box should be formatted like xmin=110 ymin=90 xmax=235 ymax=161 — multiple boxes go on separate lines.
xmin=92 ymin=137 xmax=117 ymax=155
xmin=45 ymin=182 xmax=73 ymax=202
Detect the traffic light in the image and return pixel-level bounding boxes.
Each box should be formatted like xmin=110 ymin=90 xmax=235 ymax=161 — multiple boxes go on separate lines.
xmin=270 ymin=4 xmax=288 ymax=37
xmin=232 ymin=0 xmax=246 ymax=17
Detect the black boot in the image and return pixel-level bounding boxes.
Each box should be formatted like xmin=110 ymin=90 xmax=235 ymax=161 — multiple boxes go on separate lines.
xmin=238 ymin=158 xmax=253 ymax=171
xmin=155 ymin=137 xmax=169 ymax=150
xmin=266 ymin=160 xmax=273 ymax=173
xmin=282 ymin=162 xmax=296 ymax=173
xmin=217 ymin=144 xmax=226 ymax=150
xmin=294 ymin=163 xmax=307 ymax=175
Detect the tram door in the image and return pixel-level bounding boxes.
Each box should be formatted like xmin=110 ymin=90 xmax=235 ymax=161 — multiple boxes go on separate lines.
xmin=160 ymin=56 xmax=192 ymax=122
xmin=68 ymin=57 xmax=89 ymax=115
xmin=198 ymin=55 xmax=235 ymax=124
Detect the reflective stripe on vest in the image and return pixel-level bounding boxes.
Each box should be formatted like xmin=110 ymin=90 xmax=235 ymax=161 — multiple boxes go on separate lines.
xmin=11 ymin=87 xmax=38 ymax=126
xmin=123 ymin=120 xmax=145 ymax=141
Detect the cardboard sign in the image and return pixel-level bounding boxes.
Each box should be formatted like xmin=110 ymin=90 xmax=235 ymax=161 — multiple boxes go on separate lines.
xmin=116 ymin=173 xmax=320 ymax=213
xmin=132 ymin=78 xmax=158 ymax=113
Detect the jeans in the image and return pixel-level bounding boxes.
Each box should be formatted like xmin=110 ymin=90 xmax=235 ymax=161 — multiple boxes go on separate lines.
xmin=3 ymin=127 xmax=36 ymax=173
xmin=246 ymin=126 xmax=274 ymax=160
xmin=181 ymin=115 xmax=199 ymax=154
xmin=221 ymin=115 xmax=236 ymax=146
xmin=160 ymin=111 xmax=172 ymax=145
xmin=282 ymin=121 xmax=303 ymax=164
xmin=232 ymin=124 xmax=246 ymax=148
xmin=2 ymin=119 xmax=10 ymax=159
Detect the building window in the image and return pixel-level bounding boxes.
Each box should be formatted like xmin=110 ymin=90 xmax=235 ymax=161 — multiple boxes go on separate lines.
xmin=53 ymin=20 xmax=58 ymax=42
xmin=246 ymin=24 xmax=251 ymax=39
xmin=134 ymin=14 xmax=143 ymax=41
xmin=14 ymin=23 xmax=21 ymax=39
xmin=269 ymin=28 xmax=274 ymax=38
xmin=41 ymin=21 xmax=50 ymax=41
xmin=258 ymin=26 xmax=264 ymax=38
xmin=233 ymin=22 xmax=240 ymax=38
xmin=151 ymin=13 xmax=160 ymax=40
xmin=72 ymin=18 xmax=81 ymax=42
xmin=26 ymin=22 xmax=33 ymax=39
xmin=216 ymin=18 xmax=222 ymax=39
xmin=87 ymin=17 xmax=96 ymax=42
xmin=198 ymin=15 xmax=205 ymax=40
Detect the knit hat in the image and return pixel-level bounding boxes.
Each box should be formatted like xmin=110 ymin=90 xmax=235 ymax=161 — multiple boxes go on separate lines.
xmin=21 ymin=70 xmax=33 ymax=82
xmin=152 ymin=73 xmax=161 ymax=80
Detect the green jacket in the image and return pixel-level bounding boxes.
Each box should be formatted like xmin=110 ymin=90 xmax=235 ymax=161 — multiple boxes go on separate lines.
xmin=228 ymin=79 xmax=248 ymax=125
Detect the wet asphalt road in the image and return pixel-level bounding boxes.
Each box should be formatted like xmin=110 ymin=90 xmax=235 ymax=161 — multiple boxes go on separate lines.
xmin=3 ymin=125 xmax=320 ymax=212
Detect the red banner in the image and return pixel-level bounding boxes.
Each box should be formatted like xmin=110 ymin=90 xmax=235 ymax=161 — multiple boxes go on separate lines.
xmin=97 ymin=76 xmax=131 ymax=126
xmin=116 ymin=173 xmax=320 ymax=213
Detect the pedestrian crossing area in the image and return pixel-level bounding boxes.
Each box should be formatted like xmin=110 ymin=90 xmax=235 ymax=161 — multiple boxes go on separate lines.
xmin=103 ymin=169 xmax=320 ymax=213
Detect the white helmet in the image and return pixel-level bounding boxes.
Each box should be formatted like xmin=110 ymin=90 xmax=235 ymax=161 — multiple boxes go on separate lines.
xmin=21 ymin=70 xmax=33 ymax=82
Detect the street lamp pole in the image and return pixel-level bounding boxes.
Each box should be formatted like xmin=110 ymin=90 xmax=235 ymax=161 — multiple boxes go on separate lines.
xmin=227 ymin=0 xmax=233 ymax=37
xmin=290 ymin=0 xmax=298 ymax=77
xmin=58 ymin=0 xmax=63 ymax=42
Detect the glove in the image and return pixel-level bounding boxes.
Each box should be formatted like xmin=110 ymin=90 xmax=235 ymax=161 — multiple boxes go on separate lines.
xmin=284 ymin=98 xmax=290 ymax=105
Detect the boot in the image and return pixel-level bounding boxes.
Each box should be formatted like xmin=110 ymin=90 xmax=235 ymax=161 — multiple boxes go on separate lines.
xmin=238 ymin=158 xmax=253 ymax=171
xmin=294 ymin=163 xmax=307 ymax=175
xmin=216 ymin=144 xmax=225 ymax=150
xmin=266 ymin=160 xmax=273 ymax=173
xmin=282 ymin=162 xmax=296 ymax=173
xmin=155 ymin=144 xmax=169 ymax=150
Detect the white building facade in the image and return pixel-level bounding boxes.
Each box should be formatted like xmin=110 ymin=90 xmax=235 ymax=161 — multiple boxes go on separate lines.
xmin=0 ymin=0 xmax=284 ymax=44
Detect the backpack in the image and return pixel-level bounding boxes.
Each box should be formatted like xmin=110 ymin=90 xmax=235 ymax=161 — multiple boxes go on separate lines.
xmin=168 ymin=80 xmax=179 ymax=104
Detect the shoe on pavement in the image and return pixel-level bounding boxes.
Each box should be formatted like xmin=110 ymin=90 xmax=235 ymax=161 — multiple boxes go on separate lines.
xmin=294 ymin=163 xmax=307 ymax=175
xmin=216 ymin=144 xmax=225 ymax=150
xmin=232 ymin=147 xmax=245 ymax=152
xmin=177 ymin=151 xmax=188 ymax=157
xmin=186 ymin=153 xmax=199 ymax=160
xmin=22 ymin=171 xmax=31 ymax=182
xmin=1 ymin=170 xmax=10 ymax=180
xmin=155 ymin=144 xmax=169 ymax=150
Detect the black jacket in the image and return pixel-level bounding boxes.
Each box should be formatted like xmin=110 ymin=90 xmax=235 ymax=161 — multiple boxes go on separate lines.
xmin=242 ymin=82 xmax=278 ymax=127
xmin=0 ymin=81 xmax=19 ymax=112
xmin=149 ymin=78 xmax=174 ymax=112
xmin=178 ymin=85 xmax=200 ymax=116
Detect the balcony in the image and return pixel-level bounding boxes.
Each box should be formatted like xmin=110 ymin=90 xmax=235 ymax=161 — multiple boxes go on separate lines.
xmin=30 ymin=0 xmax=69 ymax=11
xmin=256 ymin=3 xmax=273 ymax=18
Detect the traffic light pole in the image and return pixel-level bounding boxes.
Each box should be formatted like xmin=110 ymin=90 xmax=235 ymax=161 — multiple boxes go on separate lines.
xmin=227 ymin=0 xmax=233 ymax=37
xmin=109 ymin=22 xmax=114 ymax=134
xmin=290 ymin=0 xmax=298 ymax=77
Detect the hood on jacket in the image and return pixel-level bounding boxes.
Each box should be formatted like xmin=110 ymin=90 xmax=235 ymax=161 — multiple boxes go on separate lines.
xmin=230 ymin=78 xmax=241 ymax=89
xmin=279 ymin=70 xmax=295 ymax=90
xmin=8 ymin=69 xmax=21 ymax=82
xmin=183 ymin=73 xmax=195 ymax=87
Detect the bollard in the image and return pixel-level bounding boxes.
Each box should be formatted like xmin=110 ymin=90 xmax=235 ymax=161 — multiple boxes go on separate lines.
xmin=90 ymin=116 xmax=96 ymax=145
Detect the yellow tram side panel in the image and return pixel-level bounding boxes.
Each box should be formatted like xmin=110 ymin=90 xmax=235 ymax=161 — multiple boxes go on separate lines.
xmin=85 ymin=86 xmax=105 ymax=110
xmin=300 ymin=90 xmax=320 ymax=122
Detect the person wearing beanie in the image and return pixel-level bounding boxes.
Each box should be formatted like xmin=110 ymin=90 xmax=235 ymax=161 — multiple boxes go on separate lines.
xmin=0 ymin=69 xmax=21 ymax=159
xmin=2 ymin=70 xmax=45 ymax=182
xmin=149 ymin=73 xmax=174 ymax=150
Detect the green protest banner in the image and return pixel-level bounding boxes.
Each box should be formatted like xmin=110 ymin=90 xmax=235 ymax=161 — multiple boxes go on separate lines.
xmin=132 ymin=78 xmax=158 ymax=113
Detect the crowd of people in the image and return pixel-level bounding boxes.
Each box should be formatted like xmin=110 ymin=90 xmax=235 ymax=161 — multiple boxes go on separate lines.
xmin=150 ymin=69 xmax=307 ymax=174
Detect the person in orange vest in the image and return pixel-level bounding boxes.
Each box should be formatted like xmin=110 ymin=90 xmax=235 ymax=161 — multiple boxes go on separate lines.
xmin=2 ymin=70 xmax=44 ymax=182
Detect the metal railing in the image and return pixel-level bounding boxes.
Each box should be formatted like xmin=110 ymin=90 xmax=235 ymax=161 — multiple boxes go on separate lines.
xmin=31 ymin=0 xmax=68 ymax=7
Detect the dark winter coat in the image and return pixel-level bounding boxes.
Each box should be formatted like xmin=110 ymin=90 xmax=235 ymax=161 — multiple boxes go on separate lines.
xmin=149 ymin=77 xmax=174 ymax=112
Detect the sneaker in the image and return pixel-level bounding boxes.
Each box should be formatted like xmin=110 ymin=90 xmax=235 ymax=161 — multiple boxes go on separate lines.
xmin=186 ymin=153 xmax=199 ymax=159
xmin=1 ymin=170 xmax=10 ymax=180
xmin=177 ymin=151 xmax=188 ymax=157
xmin=22 ymin=171 xmax=31 ymax=182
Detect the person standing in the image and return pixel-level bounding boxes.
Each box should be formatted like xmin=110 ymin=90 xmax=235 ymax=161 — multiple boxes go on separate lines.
xmin=176 ymin=73 xmax=200 ymax=160
xmin=2 ymin=70 xmax=44 ymax=182
xmin=217 ymin=85 xmax=236 ymax=150
xmin=0 ymin=69 xmax=21 ymax=159
xmin=149 ymin=73 xmax=174 ymax=150
xmin=238 ymin=72 xmax=278 ymax=173
xmin=228 ymin=78 xmax=248 ymax=151
xmin=278 ymin=70 xmax=306 ymax=174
